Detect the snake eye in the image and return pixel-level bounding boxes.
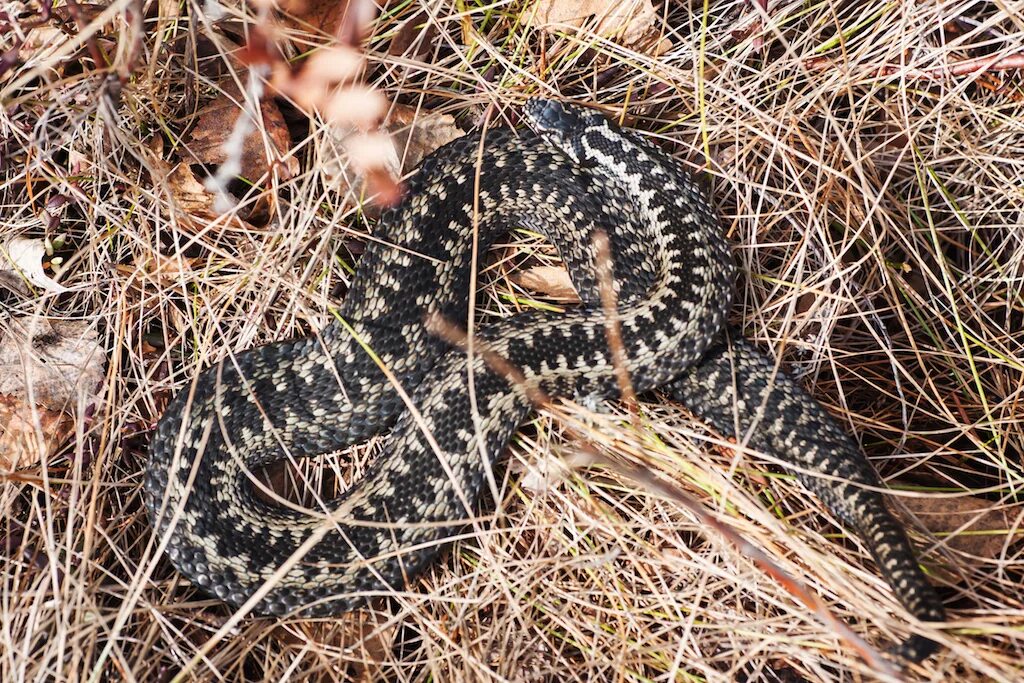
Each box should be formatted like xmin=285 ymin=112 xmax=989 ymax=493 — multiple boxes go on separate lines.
xmin=525 ymin=98 xmax=605 ymax=168
xmin=525 ymin=98 xmax=575 ymax=134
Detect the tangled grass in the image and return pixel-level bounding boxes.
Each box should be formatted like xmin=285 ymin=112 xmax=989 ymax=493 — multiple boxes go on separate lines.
xmin=2 ymin=0 xmax=1023 ymax=680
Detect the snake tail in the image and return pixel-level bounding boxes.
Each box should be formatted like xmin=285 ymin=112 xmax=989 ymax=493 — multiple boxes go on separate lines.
xmin=665 ymin=336 xmax=944 ymax=662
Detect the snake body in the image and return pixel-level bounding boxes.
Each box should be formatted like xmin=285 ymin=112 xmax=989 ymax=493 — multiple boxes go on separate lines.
xmin=146 ymin=100 xmax=943 ymax=662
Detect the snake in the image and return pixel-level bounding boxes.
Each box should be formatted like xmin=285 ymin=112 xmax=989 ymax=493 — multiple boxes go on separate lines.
xmin=145 ymin=99 xmax=944 ymax=663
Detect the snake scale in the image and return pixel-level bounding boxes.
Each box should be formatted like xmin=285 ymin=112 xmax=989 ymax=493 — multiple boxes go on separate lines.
xmin=145 ymin=100 xmax=944 ymax=662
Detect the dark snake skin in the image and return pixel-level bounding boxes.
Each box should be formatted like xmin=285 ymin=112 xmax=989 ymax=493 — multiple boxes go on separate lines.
xmin=145 ymin=100 xmax=943 ymax=663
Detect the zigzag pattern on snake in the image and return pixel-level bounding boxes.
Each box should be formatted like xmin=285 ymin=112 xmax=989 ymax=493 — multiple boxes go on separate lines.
xmin=145 ymin=100 xmax=944 ymax=662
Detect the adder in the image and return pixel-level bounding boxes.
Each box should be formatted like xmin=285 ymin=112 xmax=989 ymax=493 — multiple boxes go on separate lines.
xmin=145 ymin=99 xmax=944 ymax=662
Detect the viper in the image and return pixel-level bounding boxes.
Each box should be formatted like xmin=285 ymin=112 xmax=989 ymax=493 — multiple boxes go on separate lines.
xmin=145 ymin=99 xmax=944 ymax=662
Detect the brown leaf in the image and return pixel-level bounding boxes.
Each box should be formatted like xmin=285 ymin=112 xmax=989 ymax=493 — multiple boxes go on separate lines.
xmin=794 ymin=292 xmax=816 ymax=316
xmin=274 ymin=46 xmax=366 ymax=113
xmin=321 ymin=85 xmax=388 ymax=130
xmin=163 ymin=164 xmax=260 ymax=231
xmin=512 ymin=265 xmax=580 ymax=301
xmin=288 ymin=0 xmax=377 ymax=42
xmin=187 ymin=86 xmax=298 ymax=184
xmin=900 ymin=495 xmax=1019 ymax=560
xmin=0 ymin=318 xmax=104 ymax=471
xmin=322 ymin=104 xmax=464 ymax=208
xmin=385 ymin=104 xmax=464 ymax=172
xmin=115 ymin=254 xmax=199 ymax=289
xmin=165 ymin=163 xmax=218 ymax=216
xmin=524 ymin=0 xmax=671 ymax=54
xmin=388 ymin=8 xmax=436 ymax=58
xmin=0 ymin=397 xmax=69 ymax=472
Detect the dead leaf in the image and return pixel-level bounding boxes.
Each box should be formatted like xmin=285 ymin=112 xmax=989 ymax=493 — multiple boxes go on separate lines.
xmin=794 ymin=291 xmax=816 ymax=316
xmin=388 ymin=7 xmax=436 ymax=58
xmin=68 ymin=148 xmax=92 ymax=176
xmin=166 ymin=163 xmax=219 ymax=216
xmin=187 ymin=86 xmax=298 ymax=184
xmin=163 ymin=164 xmax=260 ymax=231
xmin=114 ymin=254 xmax=199 ymax=289
xmin=512 ymin=265 xmax=580 ymax=301
xmin=321 ymin=85 xmax=388 ymax=131
xmin=286 ymin=0 xmax=377 ymax=41
xmin=273 ymin=46 xmax=366 ymax=113
xmin=524 ymin=0 xmax=671 ymax=54
xmin=0 ymin=237 xmax=69 ymax=294
xmin=386 ymin=104 xmax=464 ymax=172
xmin=0 ymin=318 xmax=105 ymax=471
xmin=322 ymin=103 xmax=464 ymax=208
xmin=0 ymin=395 xmax=69 ymax=472
xmin=901 ymin=495 xmax=1019 ymax=560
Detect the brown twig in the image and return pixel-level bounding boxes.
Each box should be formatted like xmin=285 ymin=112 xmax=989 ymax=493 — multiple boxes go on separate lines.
xmin=593 ymin=230 xmax=639 ymax=422
xmin=427 ymin=314 xmax=898 ymax=676
xmin=582 ymin=447 xmax=901 ymax=678
xmin=806 ymin=53 xmax=1024 ymax=79
xmin=426 ymin=315 xmax=553 ymax=410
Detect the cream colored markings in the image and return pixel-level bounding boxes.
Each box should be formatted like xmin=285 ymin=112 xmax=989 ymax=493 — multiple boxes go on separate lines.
xmin=147 ymin=117 xmax=759 ymax=620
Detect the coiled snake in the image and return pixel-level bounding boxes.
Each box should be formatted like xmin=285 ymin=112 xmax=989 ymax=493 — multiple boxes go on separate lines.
xmin=145 ymin=100 xmax=944 ymax=662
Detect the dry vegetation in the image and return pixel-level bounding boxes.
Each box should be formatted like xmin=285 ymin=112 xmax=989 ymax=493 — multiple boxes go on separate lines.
xmin=2 ymin=0 xmax=1024 ymax=681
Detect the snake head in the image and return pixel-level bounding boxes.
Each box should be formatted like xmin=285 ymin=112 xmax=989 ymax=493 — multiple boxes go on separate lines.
xmin=524 ymin=98 xmax=614 ymax=168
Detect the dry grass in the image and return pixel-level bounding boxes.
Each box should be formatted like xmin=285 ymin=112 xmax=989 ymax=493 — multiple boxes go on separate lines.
xmin=2 ymin=0 xmax=1024 ymax=680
